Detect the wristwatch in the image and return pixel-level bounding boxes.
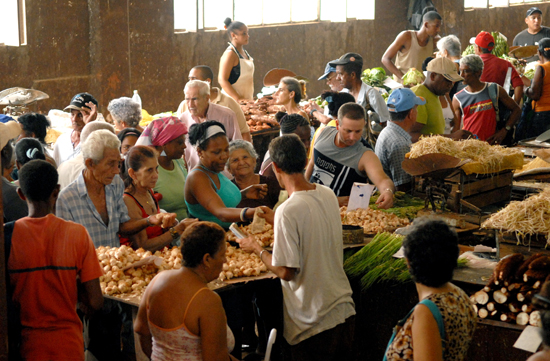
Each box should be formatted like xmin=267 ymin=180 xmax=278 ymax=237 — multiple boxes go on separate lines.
xmin=505 ymin=125 xmax=512 ymax=132
xmin=169 ymin=227 xmax=180 ymax=240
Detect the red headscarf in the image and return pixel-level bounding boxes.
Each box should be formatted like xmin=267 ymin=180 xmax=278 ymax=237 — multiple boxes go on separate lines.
xmin=136 ymin=116 xmax=188 ymax=147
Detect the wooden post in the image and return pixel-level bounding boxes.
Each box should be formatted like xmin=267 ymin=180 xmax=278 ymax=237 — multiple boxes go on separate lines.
xmin=0 ymin=183 xmax=9 ymax=359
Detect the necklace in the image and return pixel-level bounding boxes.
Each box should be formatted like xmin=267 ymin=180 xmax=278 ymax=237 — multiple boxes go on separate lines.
xmin=188 ymin=267 xmax=209 ymax=284
xmin=198 ymin=164 xmax=216 ymax=173
xmin=132 ymin=189 xmax=155 ymax=213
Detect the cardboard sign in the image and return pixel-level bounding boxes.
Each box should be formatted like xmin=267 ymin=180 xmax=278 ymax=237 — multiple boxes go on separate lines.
xmin=514 ymin=325 xmax=543 ymax=353
xmin=347 ymin=182 xmax=375 ymax=211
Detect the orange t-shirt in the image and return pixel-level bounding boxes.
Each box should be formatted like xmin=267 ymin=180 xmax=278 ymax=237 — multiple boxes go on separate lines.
xmin=534 ymin=62 xmax=550 ymax=113
xmin=8 ymin=214 xmax=103 ymax=361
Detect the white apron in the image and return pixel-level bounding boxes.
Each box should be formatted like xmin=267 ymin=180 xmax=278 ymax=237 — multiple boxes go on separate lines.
xmin=224 ymin=42 xmax=255 ymax=100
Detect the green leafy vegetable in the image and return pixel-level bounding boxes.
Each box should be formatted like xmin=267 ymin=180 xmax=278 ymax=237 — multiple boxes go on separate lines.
xmin=344 ymin=231 xmax=469 ymax=291
xmin=369 ymin=191 xmax=425 ymax=220
xmin=402 ymin=68 xmax=425 ymax=87
xmin=361 ymin=67 xmax=388 ymax=88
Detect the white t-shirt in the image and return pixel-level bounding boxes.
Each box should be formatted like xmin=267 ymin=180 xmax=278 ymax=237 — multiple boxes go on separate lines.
xmin=53 ymin=131 xmax=80 ymax=166
xmin=57 ymin=154 xmax=85 ymax=190
xmin=272 ymin=184 xmax=355 ymax=345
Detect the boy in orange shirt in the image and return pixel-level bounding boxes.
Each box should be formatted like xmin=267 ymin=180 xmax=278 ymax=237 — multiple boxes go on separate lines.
xmin=4 ymin=160 xmax=104 ymax=360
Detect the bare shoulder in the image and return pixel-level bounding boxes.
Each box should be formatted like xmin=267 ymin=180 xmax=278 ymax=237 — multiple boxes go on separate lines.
xmin=123 ymin=194 xmax=141 ymax=214
xmin=397 ymin=30 xmax=413 ymax=43
xmin=221 ymin=48 xmax=238 ymax=62
xmin=194 ymin=287 xmax=223 ymax=313
xmin=186 ymin=168 xmax=208 ymax=185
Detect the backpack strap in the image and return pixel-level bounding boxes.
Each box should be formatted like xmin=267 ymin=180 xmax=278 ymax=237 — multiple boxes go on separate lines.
xmin=384 ymin=297 xmax=447 ymax=361
xmin=487 ymin=82 xmax=500 ymax=122
xmin=364 ymin=86 xmax=374 ymax=112
xmin=419 ymin=298 xmax=447 ymax=351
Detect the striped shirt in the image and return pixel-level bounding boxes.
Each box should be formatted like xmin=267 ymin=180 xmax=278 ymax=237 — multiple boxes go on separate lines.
xmin=375 ymin=121 xmax=412 ymax=187
xmin=56 ymin=172 xmax=130 ymax=247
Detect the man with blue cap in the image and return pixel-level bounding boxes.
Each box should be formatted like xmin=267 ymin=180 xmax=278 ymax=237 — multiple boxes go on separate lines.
xmin=318 ymin=60 xmax=343 ymax=92
xmin=513 ymin=7 xmax=550 ymax=63
xmin=308 ymin=60 xmax=343 ymax=124
xmin=375 ymin=88 xmax=425 ymax=190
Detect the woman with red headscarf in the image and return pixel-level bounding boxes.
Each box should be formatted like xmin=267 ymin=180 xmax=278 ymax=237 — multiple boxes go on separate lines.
xmin=136 ymin=117 xmax=190 ymax=220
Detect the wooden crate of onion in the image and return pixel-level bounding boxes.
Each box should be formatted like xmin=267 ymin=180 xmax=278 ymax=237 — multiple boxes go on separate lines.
xmin=470 ymin=253 xmax=550 ymax=326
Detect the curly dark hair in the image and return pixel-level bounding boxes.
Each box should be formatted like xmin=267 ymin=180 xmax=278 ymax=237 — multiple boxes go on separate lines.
xmin=19 ymin=160 xmax=58 ymax=202
xmin=15 ymin=138 xmax=46 ymax=166
xmin=275 ymin=113 xmax=310 ymax=134
xmin=403 ymin=217 xmax=459 ymax=287
xmin=181 ymin=221 xmax=226 ymax=268
xmin=321 ymin=91 xmax=356 ymax=117
xmin=17 ymin=113 xmax=51 ymax=144
xmin=188 ymin=120 xmax=227 ymax=151
xmin=342 ymin=62 xmax=363 ymax=79
xmin=269 ymin=134 xmax=307 ymax=174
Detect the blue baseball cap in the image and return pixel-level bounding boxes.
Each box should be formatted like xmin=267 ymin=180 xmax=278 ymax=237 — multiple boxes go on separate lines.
xmin=386 ymin=88 xmax=426 ymax=112
xmin=318 ymin=60 xmax=338 ymax=81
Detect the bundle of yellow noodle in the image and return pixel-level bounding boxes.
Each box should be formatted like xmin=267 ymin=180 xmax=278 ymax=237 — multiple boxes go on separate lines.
xmin=408 ymin=136 xmax=523 ymax=174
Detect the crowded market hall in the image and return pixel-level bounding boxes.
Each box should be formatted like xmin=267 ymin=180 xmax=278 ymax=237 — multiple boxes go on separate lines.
xmin=5 ymin=0 xmax=550 ymax=360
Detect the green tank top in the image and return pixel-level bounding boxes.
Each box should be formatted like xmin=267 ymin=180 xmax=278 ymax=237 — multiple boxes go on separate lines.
xmin=153 ymin=158 xmax=188 ymax=221
xmin=185 ymin=166 xmax=242 ymax=229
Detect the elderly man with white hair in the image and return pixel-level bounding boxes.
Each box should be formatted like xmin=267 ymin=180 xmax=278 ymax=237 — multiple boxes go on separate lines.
xmin=57 ymin=121 xmax=117 ymax=189
xmin=56 ymin=129 xmax=173 ymax=247
xmin=108 ymin=96 xmax=144 ymax=133
xmin=180 ymin=79 xmax=242 ymax=171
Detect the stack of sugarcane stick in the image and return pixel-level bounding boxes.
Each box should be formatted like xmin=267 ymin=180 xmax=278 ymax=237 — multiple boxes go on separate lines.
xmin=471 ymin=253 xmax=549 ymax=326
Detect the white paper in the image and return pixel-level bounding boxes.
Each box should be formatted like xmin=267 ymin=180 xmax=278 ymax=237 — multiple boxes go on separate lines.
xmin=514 ymin=325 xmax=543 ymax=353
xmin=473 ymin=245 xmax=497 ymax=253
xmin=347 ymin=182 xmax=375 ymax=211
xmin=121 ymin=256 xmax=163 ymax=271
xmin=383 ymin=77 xmax=404 ymax=90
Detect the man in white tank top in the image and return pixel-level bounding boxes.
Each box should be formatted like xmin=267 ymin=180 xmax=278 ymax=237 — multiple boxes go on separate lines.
xmin=382 ymin=11 xmax=442 ymax=83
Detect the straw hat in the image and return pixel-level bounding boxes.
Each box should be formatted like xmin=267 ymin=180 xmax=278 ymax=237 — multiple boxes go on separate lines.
xmin=0 ymin=121 xmax=22 ymax=150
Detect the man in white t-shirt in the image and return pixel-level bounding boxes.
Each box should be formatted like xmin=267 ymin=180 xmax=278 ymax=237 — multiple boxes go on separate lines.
xmin=239 ymin=134 xmax=355 ymax=361
xmin=53 ymin=93 xmax=98 ymax=166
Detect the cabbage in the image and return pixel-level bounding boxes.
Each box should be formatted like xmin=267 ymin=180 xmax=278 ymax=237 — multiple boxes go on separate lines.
xmin=362 ymin=67 xmax=387 ymax=88
xmin=402 ymin=68 xmax=425 ymax=87
xmin=524 ymin=69 xmax=535 ymax=80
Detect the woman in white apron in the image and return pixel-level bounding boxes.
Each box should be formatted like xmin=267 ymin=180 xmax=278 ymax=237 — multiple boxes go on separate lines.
xmin=218 ymin=18 xmax=255 ymax=101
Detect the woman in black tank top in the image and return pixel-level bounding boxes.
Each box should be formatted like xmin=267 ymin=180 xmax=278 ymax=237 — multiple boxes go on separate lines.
xmin=218 ymin=18 xmax=254 ymax=101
